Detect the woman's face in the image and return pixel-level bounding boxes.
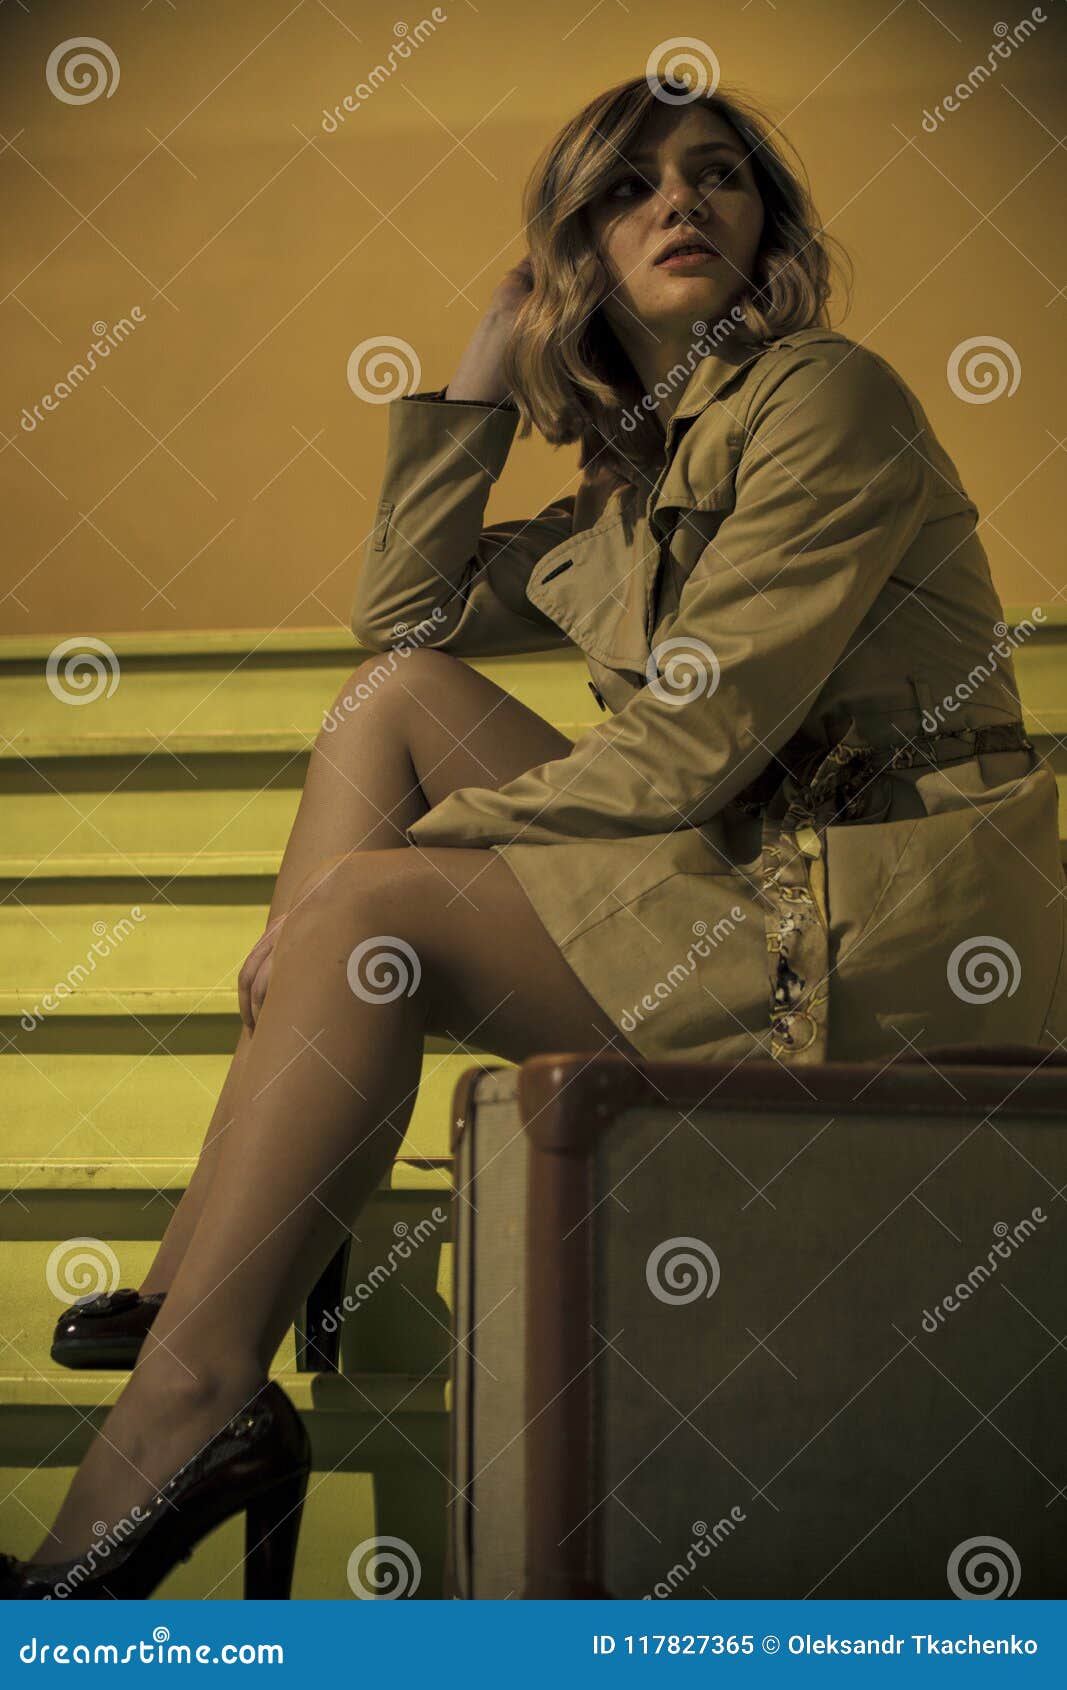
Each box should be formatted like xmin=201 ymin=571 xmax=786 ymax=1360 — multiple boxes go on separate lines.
xmin=587 ymin=103 xmax=765 ymax=356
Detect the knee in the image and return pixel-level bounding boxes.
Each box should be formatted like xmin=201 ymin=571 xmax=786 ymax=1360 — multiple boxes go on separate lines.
xmin=320 ymin=647 xmax=465 ymax=739
xmin=282 ymin=848 xmax=411 ymax=927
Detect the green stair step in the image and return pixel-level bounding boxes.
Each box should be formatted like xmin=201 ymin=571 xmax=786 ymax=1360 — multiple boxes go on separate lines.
xmin=0 ymin=1177 xmax=457 ymax=1380
xmin=0 ymin=1029 xmax=492 ymax=1163
xmin=0 ymin=629 xmax=596 ymax=747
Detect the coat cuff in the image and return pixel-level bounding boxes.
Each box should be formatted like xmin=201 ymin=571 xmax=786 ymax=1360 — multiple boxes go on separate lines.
xmin=393 ymin=388 xmax=519 ymax=483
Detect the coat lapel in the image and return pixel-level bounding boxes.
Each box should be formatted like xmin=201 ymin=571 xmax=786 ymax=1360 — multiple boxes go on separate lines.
xmin=524 ymin=334 xmax=774 ymax=675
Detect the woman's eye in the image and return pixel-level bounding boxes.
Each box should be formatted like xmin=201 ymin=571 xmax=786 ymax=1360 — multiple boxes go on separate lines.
xmin=607 ymin=163 xmax=732 ymax=201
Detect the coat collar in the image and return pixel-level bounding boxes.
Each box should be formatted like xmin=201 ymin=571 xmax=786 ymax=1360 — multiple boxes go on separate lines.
xmin=523 ymin=333 xmax=781 ymax=672
xmin=665 ymin=328 xmax=771 ymax=431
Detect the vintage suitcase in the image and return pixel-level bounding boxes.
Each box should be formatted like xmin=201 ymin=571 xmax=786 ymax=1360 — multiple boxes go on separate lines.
xmin=446 ymin=1044 xmax=1067 ymax=1600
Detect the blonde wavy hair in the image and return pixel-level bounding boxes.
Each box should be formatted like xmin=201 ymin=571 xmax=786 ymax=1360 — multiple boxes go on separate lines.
xmin=502 ymin=76 xmax=853 ymax=490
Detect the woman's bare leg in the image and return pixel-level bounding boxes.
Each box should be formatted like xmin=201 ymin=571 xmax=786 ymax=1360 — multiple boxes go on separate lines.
xmin=139 ymin=647 xmax=576 ymax=1294
xmin=32 ymin=831 xmax=640 ymax=1563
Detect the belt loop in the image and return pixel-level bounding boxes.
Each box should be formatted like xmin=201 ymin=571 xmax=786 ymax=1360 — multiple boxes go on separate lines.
xmin=908 ymin=674 xmax=939 ymax=736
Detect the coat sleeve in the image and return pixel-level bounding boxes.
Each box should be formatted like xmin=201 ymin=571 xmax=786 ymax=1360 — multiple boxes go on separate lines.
xmin=404 ymin=342 xmax=933 ymax=849
xmin=351 ymin=387 xmax=577 ymax=658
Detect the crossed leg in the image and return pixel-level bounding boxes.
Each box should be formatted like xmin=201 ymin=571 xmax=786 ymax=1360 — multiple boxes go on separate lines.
xmin=141 ymin=644 xmax=625 ymax=1293
xmin=32 ymin=650 xmax=639 ymax=1564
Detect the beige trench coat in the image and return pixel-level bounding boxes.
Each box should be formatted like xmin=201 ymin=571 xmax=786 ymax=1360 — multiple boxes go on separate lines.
xmin=352 ymin=327 xmax=1067 ymax=1066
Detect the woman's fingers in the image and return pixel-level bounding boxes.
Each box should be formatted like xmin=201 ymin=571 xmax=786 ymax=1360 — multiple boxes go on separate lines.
xmin=237 ymin=915 xmax=286 ymax=1029
xmin=249 ymin=951 xmax=273 ymax=1029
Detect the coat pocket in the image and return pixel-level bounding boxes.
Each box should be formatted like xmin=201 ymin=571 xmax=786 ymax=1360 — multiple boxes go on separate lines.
xmin=824 ymin=760 xmax=1064 ymax=1052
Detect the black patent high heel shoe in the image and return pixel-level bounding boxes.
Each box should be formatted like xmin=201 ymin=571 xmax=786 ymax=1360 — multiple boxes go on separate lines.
xmin=51 ymin=1236 xmax=353 ymax=1373
xmin=0 ymin=1379 xmax=310 ymax=1600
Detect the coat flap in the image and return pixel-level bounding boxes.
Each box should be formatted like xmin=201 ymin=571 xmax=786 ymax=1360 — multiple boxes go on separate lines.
xmin=524 ymin=501 xmax=659 ymax=675
xmin=646 ymin=410 xmax=741 ymax=539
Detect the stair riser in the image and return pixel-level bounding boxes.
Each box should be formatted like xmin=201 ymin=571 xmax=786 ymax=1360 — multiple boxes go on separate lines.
xmin=0 ymin=1033 xmax=471 ymax=1162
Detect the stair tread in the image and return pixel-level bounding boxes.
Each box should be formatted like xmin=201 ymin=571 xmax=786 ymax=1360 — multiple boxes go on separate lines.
xmin=0 ymin=991 xmax=481 ymax=1047
xmin=0 ymin=1156 xmax=452 ymax=1191
xmin=1 ymin=723 xmax=592 ymax=761
xmin=0 ymin=1368 xmax=448 ymax=1414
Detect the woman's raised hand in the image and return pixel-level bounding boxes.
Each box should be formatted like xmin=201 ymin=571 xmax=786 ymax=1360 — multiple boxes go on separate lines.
xmin=444 ymin=254 xmax=534 ymax=405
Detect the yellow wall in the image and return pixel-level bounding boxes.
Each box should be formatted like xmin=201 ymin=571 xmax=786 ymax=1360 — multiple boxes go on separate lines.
xmin=2 ymin=0 xmax=1065 ymax=636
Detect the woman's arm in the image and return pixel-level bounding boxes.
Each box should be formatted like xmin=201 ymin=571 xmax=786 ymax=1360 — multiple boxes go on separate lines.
xmin=351 ymin=260 xmax=577 ymax=658
xmin=404 ymin=339 xmax=933 ymax=847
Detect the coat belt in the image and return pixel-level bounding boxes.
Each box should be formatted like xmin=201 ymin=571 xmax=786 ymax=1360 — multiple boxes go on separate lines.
xmin=732 ymin=719 xmax=1034 ymax=825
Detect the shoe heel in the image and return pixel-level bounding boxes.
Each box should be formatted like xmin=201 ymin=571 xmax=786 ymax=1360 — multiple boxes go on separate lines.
xmin=295 ymin=1235 xmax=352 ymax=1373
xmin=244 ymin=1467 xmax=309 ymax=1599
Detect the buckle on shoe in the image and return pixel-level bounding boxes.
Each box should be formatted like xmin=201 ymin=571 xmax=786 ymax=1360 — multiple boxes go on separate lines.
xmin=76 ymin=1286 xmax=140 ymax=1317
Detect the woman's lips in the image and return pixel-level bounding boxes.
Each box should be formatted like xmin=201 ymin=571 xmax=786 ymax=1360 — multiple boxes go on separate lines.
xmin=656 ymin=249 xmax=722 ymax=270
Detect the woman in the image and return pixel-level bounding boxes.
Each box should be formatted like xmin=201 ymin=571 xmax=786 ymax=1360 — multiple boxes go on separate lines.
xmin=4 ymin=75 xmax=1064 ymax=1598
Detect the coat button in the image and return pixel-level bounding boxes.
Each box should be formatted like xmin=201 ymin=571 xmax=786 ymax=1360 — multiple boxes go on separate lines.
xmin=587 ymin=680 xmax=607 ymax=712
